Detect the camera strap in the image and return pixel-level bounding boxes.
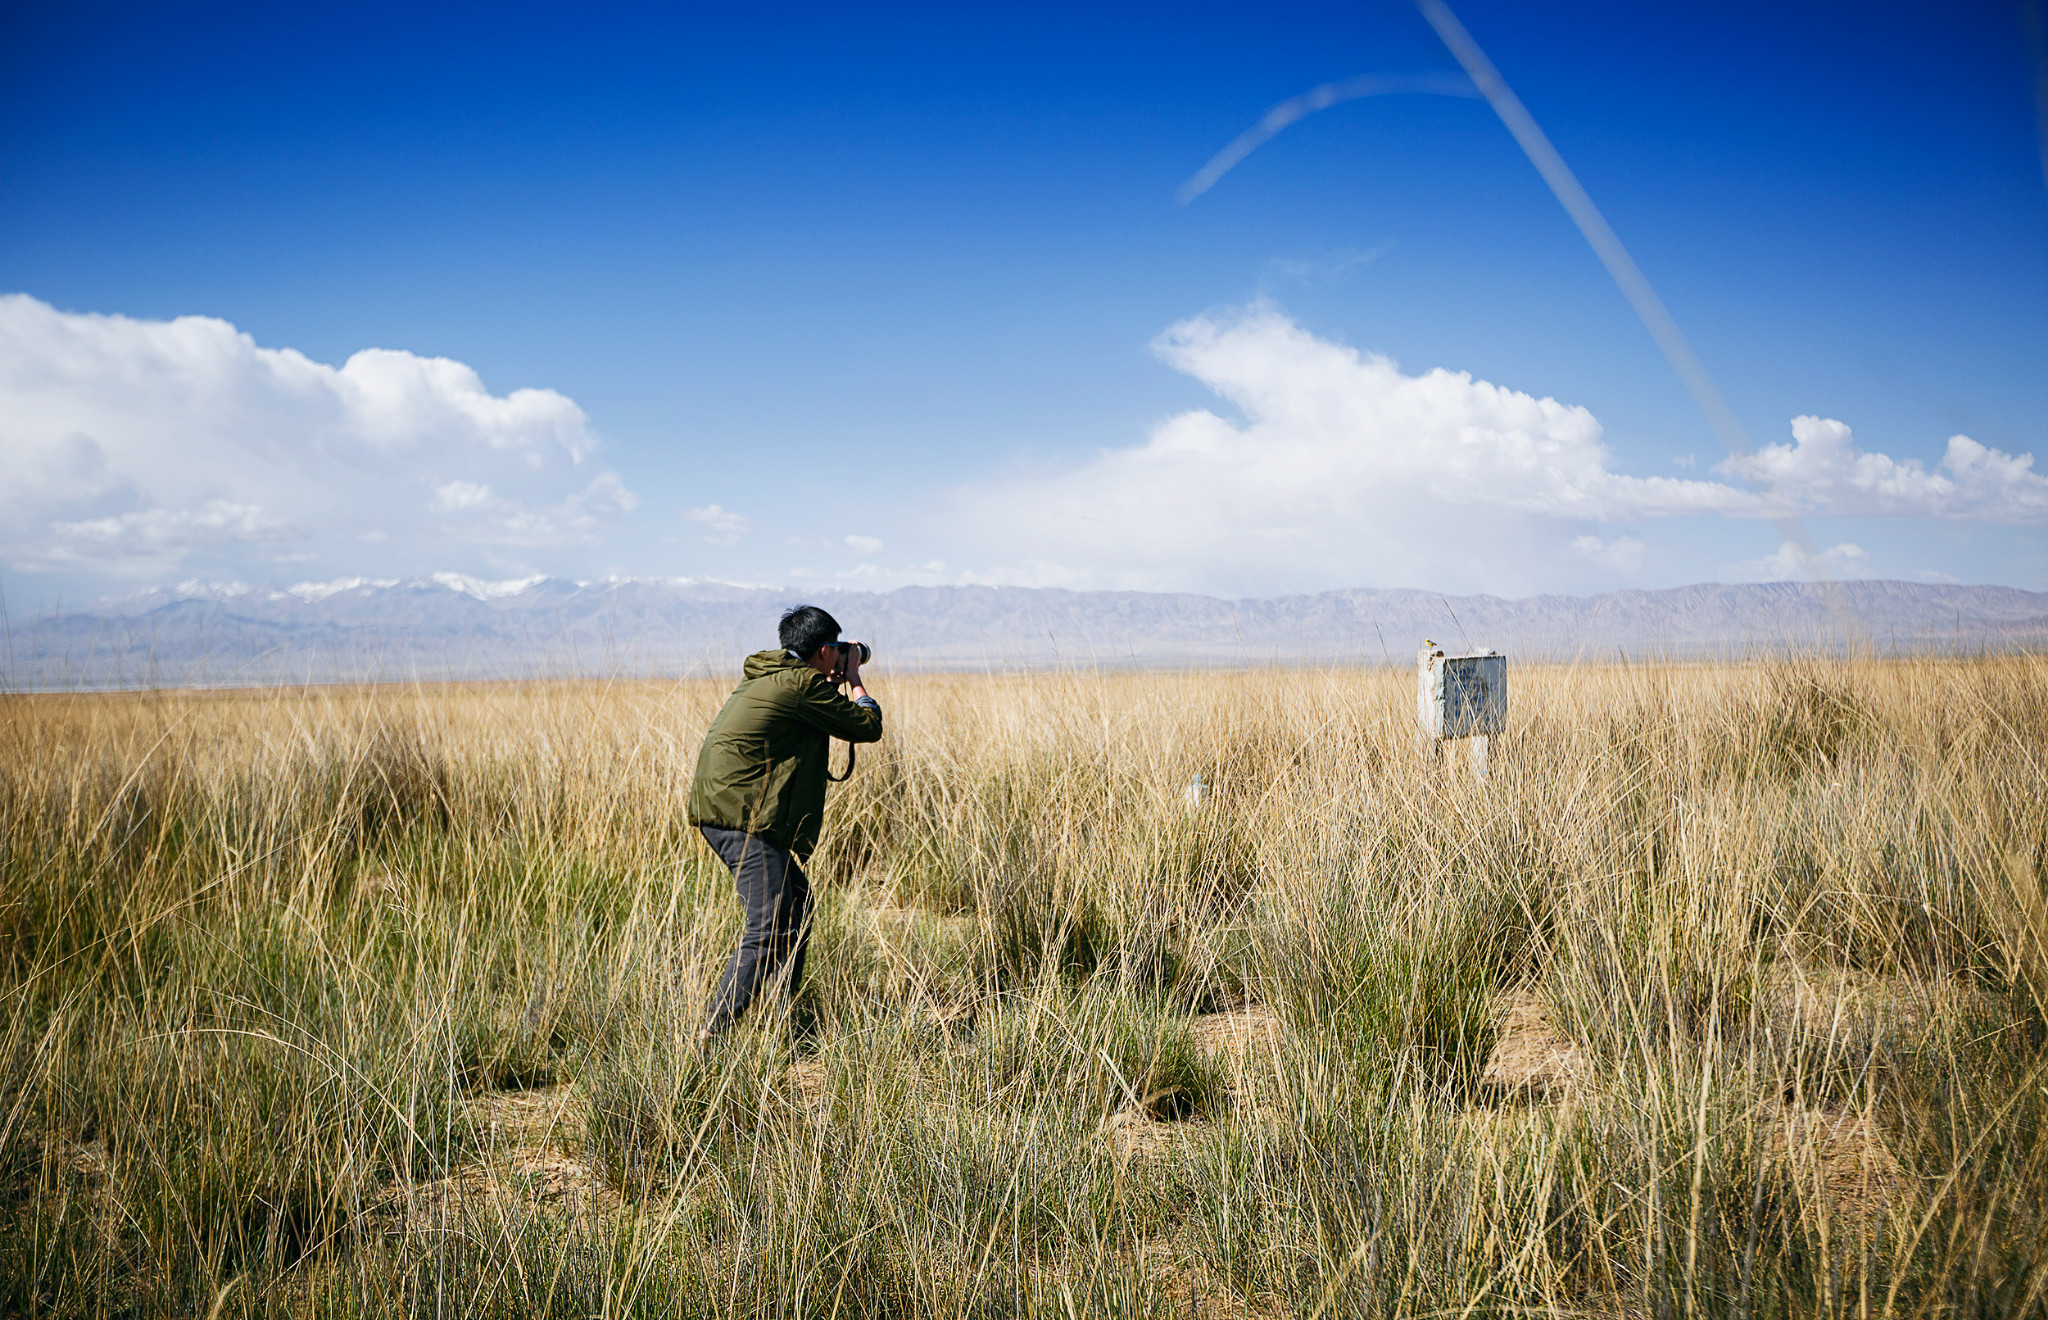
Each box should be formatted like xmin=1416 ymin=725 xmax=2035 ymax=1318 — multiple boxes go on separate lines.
xmin=827 ymin=675 xmax=859 ymax=781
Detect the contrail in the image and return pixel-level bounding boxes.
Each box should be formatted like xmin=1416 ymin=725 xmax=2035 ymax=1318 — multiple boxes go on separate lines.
xmin=1415 ymin=0 xmax=1757 ymax=468
xmin=1414 ymin=0 xmax=1827 ymax=576
xmin=1174 ymin=2 xmax=1841 ymax=590
xmin=1176 ymin=72 xmax=1480 ymax=205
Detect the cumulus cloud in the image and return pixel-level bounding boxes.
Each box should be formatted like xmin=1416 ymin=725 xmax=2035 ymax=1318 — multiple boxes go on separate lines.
xmin=945 ymin=307 xmax=1744 ymax=593
xmin=1726 ymin=540 xmax=1874 ymax=583
xmin=844 ymin=533 xmax=885 ymax=554
xmin=433 ymin=472 xmax=639 ymax=545
xmin=943 ymin=307 xmax=2046 ymax=594
xmin=1723 ymin=416 xmax=2048 ymax=521
xmin=0 ymin=293 xmax=631 ymax=579
xmin=431 ymin=481 xmax=497 ymax=512
xmin=1570 ymin=534 xmax=1647 ymax=574
xmin=33 ymin=501 xmax=299 ymax=575
xmin=683 ymin=503 xmax=750 ymax=547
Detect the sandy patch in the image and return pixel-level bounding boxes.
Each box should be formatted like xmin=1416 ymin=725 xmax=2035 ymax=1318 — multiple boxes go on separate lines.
xmin=1478 ymin=988 xmax=1590 ymax=1103
xmin=369 ymin=1081 xmax=616 ymax=1234
xmin=1768 ymin=1102 xmax=1899 ymax=1232
xmin=1189 ymin=1006 xmax=1284 ymax=1059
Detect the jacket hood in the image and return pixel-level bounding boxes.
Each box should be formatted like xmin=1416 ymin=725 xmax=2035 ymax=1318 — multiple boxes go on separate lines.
xmin=743 ymin=649 xmax=810 ymax=680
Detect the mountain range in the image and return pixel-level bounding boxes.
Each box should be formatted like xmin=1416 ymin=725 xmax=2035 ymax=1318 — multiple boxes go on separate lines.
xmin=5 ymin=574 xmax=2045 ymax=690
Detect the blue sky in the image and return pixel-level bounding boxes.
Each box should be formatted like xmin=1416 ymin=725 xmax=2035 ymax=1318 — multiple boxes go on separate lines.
xmin=3 ymin=0 xmax=2044 ymax=606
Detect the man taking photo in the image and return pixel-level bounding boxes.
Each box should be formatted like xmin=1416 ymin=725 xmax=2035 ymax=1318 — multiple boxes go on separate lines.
xmin=687 ymin=604 xmax=882 ymax=1038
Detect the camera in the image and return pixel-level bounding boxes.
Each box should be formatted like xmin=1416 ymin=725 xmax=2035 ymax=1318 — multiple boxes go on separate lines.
xmin=830 ymin=641 xmax=872 ymax=664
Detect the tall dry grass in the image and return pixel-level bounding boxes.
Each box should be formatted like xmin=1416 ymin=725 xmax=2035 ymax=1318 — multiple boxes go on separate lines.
xmin=1 ymin=656 xmax=2044 ymax=1317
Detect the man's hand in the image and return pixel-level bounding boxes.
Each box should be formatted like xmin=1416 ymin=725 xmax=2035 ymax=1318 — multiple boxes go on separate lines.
xmin=807 ymin=640 xmax=870 ymax=699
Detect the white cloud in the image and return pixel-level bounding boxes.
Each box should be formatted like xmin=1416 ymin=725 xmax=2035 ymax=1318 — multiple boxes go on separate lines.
xmin=943 ymin=307 xmax=2047 ymax=594
xmin=683 ymin=503 xmax=750 ymax=547
xmin=431 ymin=480 xmax=497 ymax=512
xmin=0 ymin=293 xmax=628 ymax=578
xmin=844 ymin=533 xmax=885 ymax=554
xmin=27 ymin=500 xmax=299 ymax=574
xmin=1726 ymin=540 xmax=1874 ymax=582
xmin=945 ymin=307 xmax=1748 ymax=593
xmin=1721 ymin=417 xmax=2048 ymax=521
xmin=55 ymin=500 xmax=293 ymax=547
xmin=1569 ymin=534 xmax=1647 ymax=574
xmin=440 ymin=473 xmax=639 ymax=546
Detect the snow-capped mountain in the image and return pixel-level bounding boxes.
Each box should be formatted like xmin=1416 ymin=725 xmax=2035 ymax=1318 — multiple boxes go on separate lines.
xmin=5 ymin=575 xmax=2045 ymax=689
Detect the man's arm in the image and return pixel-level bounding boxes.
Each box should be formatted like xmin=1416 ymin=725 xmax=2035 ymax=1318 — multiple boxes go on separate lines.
xmin=797 ymin=670 xmax=883 ymax=743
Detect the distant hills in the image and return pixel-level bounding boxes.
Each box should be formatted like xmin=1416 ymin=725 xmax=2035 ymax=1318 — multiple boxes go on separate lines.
xmin=5 ymin=574 xmax=2045 ymax=689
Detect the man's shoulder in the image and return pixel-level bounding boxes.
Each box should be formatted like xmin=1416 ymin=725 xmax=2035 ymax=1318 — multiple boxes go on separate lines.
xmin=734 ymin=659 xmax=829 ymax=705
xmin=740 ymin=648 xmax=805 ymax=679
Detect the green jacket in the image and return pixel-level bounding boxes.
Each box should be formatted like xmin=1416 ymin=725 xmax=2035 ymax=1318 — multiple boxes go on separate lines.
xmin=686 ymin=649 xmax=884 ymax=858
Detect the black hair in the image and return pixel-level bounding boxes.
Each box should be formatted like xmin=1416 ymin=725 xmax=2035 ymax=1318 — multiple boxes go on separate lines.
xmin=779 ymin=604 xmax=841 ymax=659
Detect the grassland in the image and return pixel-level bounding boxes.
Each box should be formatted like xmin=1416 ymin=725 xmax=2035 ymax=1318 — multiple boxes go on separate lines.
xmin=2 ymin=656 xmax=2045 ymax=1317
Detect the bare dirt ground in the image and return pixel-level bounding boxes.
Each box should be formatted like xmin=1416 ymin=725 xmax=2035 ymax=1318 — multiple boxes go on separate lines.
xmin=1464 ymin=982 xmax=1902 ymax=1232
xmin=368 ymin=1080 xmax=614 ymax=1237
xmin=1771 ymin=1102 xmax=1899 ymax=1232
xmin=1188 ymin=1005 xmax=1284 ymax=1060
xmin=1479 ymin=989 xmax=1592 ymax=1103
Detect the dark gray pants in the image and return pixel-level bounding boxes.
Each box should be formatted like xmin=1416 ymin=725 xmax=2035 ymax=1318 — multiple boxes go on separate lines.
xmin=699 ymin=825 xmax=813 ymax=1034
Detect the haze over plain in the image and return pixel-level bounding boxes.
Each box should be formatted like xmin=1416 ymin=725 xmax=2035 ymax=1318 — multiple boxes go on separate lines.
xmin=2 ymin=0 xmax=2044 ymax=612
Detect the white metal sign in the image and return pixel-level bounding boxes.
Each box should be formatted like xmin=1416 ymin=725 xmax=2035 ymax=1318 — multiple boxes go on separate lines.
xmin=1417 ymin=644 xmax=1507 ymax=778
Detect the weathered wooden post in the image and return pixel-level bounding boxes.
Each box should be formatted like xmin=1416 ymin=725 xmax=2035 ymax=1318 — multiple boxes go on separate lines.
xmin=1417 ymin=642 xmax=1507 ymax=781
